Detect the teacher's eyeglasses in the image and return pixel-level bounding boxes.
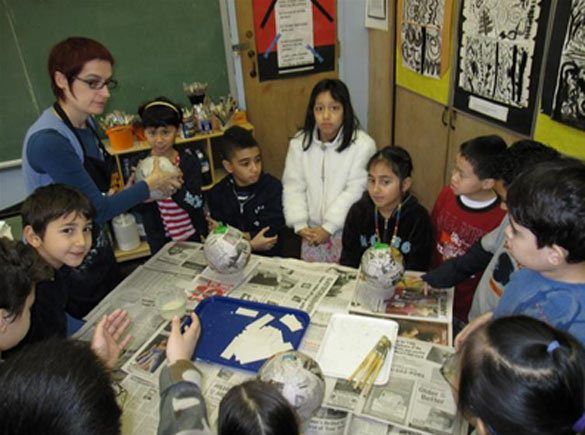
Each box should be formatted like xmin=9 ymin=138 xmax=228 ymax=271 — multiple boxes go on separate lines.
xmin=74 ymin=76 xmax=118 ymax=90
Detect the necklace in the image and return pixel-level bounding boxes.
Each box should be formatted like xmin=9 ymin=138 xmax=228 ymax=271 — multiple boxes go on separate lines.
xmin=374 ymin=200 xmax=402 ymax=248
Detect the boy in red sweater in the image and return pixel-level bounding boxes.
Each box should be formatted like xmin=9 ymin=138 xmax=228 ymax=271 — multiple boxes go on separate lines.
xmin=431 ymin=135 xmax=506 ymax=325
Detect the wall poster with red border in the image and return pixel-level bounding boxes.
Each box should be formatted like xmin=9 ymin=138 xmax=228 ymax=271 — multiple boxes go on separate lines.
xmin=252 ymin=0 xmax=336 ymax=82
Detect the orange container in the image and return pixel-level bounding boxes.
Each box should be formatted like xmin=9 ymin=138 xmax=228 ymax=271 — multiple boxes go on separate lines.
xmin=106 ymin=125 xmax=134 ymax=150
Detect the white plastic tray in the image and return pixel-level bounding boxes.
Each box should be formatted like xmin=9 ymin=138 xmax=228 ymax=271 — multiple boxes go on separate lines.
xmin=316 ymin=313 xmax=398 ymax=385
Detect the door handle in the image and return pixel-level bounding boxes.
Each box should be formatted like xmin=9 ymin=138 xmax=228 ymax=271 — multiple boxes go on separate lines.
xmin=450 ymin=110 xmax=457 ymax=130
xmin=441 ymin=107 xmax=448 ymax=127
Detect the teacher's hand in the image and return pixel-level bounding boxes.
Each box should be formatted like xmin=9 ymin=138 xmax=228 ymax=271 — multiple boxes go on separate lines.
xmin=145 ymin=156 xmax=184 ymax=196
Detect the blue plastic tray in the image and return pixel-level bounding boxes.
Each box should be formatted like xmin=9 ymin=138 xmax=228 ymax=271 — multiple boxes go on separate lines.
xmin=193 ymin=296 xmax=311 ymax=372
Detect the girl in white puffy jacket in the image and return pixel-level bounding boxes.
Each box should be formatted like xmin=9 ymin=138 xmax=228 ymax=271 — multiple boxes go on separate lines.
xmin=282 ymin=79 xmax=376 ymax=263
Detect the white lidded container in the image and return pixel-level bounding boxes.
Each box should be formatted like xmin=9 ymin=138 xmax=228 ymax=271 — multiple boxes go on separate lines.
xmin=112 ymin=213 xmax=141 ymax=251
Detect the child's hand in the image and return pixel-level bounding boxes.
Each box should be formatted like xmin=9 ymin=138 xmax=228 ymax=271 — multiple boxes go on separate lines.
xmin=166 ymin=313 xmax=201 ymax=365
xmin=91 ymin=309 xmax=132 ymax=370
xmin=454 ymin=311 xmax=493 ymax=350
xmin=311 ymin=226 xmax=331 ymax=245
xmin=207 ymin=216 xmax=220 ymax=233
xmin=250 ymin=227 xmax=278 ymax=251
xmin=297 ymin=227 xmax=315 ymax=242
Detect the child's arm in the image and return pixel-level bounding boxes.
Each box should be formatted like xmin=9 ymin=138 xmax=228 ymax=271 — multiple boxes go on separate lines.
xmin=422 ymin=240 xmax=493 ymax=287
xmin=159 ymin=314 xmax=211 ymax=434
xmin=282 ymin=140 xmax=310 ymax=233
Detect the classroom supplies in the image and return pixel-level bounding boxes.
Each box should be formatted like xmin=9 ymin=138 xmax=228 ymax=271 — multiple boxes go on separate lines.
xmin=183 ymin=81 xmax=207 ymax=105
xmin=111 ymin=213 xmax=140 ymax=251
xmin=193 ymin=296 xmax=310 ymax=372
xmin=316 ymin=313 xmax=398 ymax=386
xmin=348 ymin=335 xmax=392 ymax=397
xmin=155 ymin=287 xmax=187 ymax=320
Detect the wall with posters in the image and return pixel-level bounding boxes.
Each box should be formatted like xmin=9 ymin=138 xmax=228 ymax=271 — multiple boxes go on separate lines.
xmin=394 ymin=0 xmax=584 ymax=158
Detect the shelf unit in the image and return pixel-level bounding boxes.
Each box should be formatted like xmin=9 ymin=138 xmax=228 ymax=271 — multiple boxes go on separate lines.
xmin=105 ymin=122 xmax=254 ymax=262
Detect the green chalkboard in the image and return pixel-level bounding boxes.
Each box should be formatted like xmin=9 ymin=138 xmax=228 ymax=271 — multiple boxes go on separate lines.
xmin=0 ymin=0 xmax=230 ymax=163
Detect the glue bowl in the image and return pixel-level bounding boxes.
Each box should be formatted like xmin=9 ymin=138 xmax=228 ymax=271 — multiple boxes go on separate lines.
xmin=156 ymin=288 xmax=187 ymax=320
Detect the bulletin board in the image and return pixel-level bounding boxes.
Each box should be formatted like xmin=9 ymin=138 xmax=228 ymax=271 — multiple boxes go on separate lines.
xmin=452 ymin=0 xmax=552 ymax=136
xmin=252 ymin=0 xmax=336 ymax=82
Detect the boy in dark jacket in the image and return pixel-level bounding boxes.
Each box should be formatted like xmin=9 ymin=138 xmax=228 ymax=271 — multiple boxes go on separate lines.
xmin=207 ymin=126 xmax=285 ymax=257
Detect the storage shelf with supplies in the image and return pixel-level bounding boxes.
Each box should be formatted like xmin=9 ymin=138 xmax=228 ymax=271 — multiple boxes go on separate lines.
xmin=105 ymin=122 xmax=253 ymax=262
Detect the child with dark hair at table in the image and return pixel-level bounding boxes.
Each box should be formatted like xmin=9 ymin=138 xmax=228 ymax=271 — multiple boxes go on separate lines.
xmin=207 ymin=125 xmax=285 ymax=256
xmin=17 ymin=184 xmax=95 ymax=346
xmin=423 ymin=140 xmax=561 ymax=319
xmin=456 ymin=159 xmax=585 ymax=348
xmin=431 ymin=135 xmax=507 ymax=324
xmin=340 ymin=145 xmax=433 ymax=271
xmin=135 ymin=97 xmax=207 ymax=254
xmin=447 ymin=316 xmax=585 ymax=435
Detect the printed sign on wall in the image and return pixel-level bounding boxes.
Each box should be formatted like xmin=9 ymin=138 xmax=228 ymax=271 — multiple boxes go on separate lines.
xmin=253 ymin=0 xmax=336 ymax=82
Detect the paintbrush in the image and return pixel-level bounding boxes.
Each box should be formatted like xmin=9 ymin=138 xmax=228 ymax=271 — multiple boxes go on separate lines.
xmin=348 ymin=335 xmax=392 ymax=397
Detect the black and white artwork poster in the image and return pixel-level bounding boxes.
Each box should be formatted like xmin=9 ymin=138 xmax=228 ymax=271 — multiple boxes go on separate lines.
xmin=400 ymin=0 xmax=450 ymax=78
xmin=453 ymin=0 xmax=552 ymax=135
xmin=541 ymin=0 xmax=585 ymax=131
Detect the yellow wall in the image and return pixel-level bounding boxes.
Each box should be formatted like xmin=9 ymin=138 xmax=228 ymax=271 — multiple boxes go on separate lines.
xmin=395 ymin=47 xmax=451 ymax=106
xmin=534 ymin=114 xmax=585 ymax=160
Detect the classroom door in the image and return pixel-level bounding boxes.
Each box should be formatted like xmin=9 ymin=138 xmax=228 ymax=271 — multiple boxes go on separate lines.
xmin=234 ymin=0 xmax=338 ymax=178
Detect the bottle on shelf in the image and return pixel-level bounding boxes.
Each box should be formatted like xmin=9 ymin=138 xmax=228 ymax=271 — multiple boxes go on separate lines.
xmin=194 ymin=148 xmax=212 ymax=186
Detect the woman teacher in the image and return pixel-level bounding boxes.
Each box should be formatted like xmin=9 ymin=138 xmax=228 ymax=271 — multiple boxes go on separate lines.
xmin=22 ymin=37 xmax=182 ymax=318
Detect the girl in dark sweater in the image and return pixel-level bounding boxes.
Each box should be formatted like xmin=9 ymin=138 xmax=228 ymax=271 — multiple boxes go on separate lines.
xmin=340 ymin=146 xmax=433 ymax=271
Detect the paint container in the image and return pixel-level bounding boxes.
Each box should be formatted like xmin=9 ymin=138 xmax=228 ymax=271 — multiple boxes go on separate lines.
xmin=106 ymin=125 xmax=134 ymax=150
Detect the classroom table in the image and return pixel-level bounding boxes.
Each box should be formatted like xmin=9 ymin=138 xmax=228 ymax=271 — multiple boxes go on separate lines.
xmin=75 ymin=241 xmax=463 ymax=435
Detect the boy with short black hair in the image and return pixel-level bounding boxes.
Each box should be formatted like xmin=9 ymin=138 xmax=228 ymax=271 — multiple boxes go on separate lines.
xmin=423 ymin=141 xmax=561 ymax=319
xmin=19 ymin=184 xmax=95 ymax=345
xmin=431 ymin=135 xmax=507 ymax=324
xmin=456 ymin=159 xmax=585 ymax=347
xmin=207 ymin=126 xmax=285 ymax=256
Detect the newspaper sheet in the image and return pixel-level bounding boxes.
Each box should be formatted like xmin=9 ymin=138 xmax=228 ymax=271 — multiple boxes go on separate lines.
xmin=144 ymin=241 xmax=207 ymax=276
xmin=187 ymin=258 xmax=260 ymax=302
xmin=228 ymin=260 xmax=336 ymax=316
xmin=120 ymin=375 xmax=160 ymax=435
xmin=351 ymin=273 xmax=454 ymax=346
xmin=325 ymin=338 xmax=465 ymax=435
xmin=74 ymin=266 xmax=189 ymax=368
xmin=75 ymin=246 xmax=462 ymax=435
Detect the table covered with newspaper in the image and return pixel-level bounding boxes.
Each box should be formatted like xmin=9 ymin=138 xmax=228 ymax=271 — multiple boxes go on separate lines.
xmin=75 ymin=242 xmax=465 ymax=435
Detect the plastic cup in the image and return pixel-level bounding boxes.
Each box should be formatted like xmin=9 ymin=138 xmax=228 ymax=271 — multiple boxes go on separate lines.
xmin=156 ymin=288 xmax=187 ymax=320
